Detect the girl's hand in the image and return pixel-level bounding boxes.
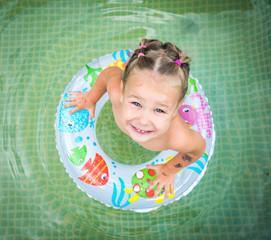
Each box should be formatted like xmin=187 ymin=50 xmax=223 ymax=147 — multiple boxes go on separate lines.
xmin=146 ymin=164 xmax=175 ymax=199
xmin=64 ymin=91 xmax=96 ymax=118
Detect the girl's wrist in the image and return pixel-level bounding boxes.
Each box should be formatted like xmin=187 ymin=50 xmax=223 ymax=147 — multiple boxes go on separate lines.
xmin=88 ymin=90 xmax=98 ymax=104
xmin=164 ymin=161 xmax=180 ymax=174
xmin=165 ymin=157 xmax=184 ymax=174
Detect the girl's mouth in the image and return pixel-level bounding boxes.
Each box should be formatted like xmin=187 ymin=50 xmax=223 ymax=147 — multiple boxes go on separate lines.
xmin=130 ymin=124 xmax=153 ymax=135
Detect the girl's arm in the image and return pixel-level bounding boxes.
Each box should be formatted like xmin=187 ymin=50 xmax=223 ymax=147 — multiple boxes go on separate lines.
xmin=164 ymin=130 xmax=206 ymax=173
xmin=146 ymin=129 xmax=206 ymax=199
xmin=64 ymin=66 xmax=122 ymax=117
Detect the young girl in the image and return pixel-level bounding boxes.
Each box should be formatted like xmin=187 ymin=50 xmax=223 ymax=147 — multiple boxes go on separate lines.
xmin=64 ymin=39 xmax=206 ymax=199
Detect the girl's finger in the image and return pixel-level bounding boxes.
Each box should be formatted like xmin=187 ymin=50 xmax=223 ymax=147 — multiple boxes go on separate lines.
xmin=169 ymin=184 xmax=174 ymax=195
xmin=89 ymin=112 xmax=94 ymax=119
xmin=153 ymin=183 xmax=164 ymax=199
xmin=68 ymin=91 xmax=79 ymax=96
xmin=64 ymin=96 xmax=77 ymax=102
xmin=146 ymin=179 xmax=158 ymax=192
xmin=164 ymin=184 xmax=170 ymax=199
xmin=64 ymin=102 xmax=78 ymax=108
xmin=69 ymin=106 xmax=80 ymax=115
xmin=146 ymin=164 xmax=158 ymax=170
xmin=89 ymin=109 xmax=96 ymax=119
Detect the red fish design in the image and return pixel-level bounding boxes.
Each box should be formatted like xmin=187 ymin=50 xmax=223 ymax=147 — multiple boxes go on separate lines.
xmin=78 ymin=153 xmax=109 ymax=186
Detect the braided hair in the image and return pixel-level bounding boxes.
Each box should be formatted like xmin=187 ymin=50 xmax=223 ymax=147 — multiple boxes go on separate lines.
xmin=123 ymin=39 xmax=191 ymax=103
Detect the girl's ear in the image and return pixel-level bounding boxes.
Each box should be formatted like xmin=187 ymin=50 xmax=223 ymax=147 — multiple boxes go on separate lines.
xmin=177 ymin=98 xmax=185 ymax=110
xmin=120 ymin=81 xmax=124 ymax=103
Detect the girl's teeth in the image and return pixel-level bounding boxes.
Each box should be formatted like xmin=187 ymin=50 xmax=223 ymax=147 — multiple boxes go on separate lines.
xmin=131 ymin=124 xmax=150 ymax=134
xmin=136 ymin=127 xmax=146 ymax=133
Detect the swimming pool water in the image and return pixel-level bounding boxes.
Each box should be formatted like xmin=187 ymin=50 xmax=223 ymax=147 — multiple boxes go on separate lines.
xmin=1 ymin=0 xmax=270 ymax=239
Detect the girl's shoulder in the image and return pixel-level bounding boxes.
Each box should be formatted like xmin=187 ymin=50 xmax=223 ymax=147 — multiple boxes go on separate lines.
xmin=104 ymin=66 xmax=123 ymax=105
xmin=168 ymin=116 xmax=206 ymax=155
xmin=167 ymin=116 xmax=195 ymax=151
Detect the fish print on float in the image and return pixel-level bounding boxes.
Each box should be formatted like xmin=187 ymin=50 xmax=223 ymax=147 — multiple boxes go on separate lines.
xmin=124 ymin=168 xmax=175 ymax=204
xmin=58 ymin=93 xmax=89 ymax=133
xmin=79 ymin=153 xmax=109 ymax=186
xmin=67 ymin=145 xmax=87 ymax=166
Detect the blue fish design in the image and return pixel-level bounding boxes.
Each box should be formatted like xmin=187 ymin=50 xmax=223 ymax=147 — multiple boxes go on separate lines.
xmin=112 ymin=50 xmax=133 ymax=62
xmin=58 ymin=93 xmax=89 ymax=133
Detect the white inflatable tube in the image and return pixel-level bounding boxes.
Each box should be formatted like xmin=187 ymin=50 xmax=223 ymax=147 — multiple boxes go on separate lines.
xmin=55 ymin=50 xmax=215 ymax=212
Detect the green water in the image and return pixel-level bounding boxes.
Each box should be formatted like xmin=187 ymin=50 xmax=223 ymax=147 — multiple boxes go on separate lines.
xmin=1 ymin=0 xmax=270 ymax=239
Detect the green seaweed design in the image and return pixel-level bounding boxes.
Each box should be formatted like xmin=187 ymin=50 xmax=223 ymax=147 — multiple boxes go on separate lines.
xmin=84 ymin=65 xmax=103 ymax=87
xmin=187 ymin=77 xmax=198 ymax=95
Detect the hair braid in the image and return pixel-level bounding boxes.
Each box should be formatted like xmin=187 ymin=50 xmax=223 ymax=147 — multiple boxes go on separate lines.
xmin=123 ymin=39 xmax=192 ymax=102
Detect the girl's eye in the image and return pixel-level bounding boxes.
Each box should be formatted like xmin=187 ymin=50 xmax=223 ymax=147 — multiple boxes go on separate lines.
xmin=155 ymin=108 xmax=165 ymax=113
xmin=132 ymin=102 xmax=141 ymax=107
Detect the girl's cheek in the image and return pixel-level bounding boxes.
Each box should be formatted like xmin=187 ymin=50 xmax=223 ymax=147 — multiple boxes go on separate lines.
xmin=123 ymin=108 xmax=135 ymax=118
xmin=155 ymin=117 xmax=171 ymax=129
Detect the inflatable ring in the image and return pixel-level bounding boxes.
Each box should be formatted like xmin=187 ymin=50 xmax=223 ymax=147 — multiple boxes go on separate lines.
xmin=55 ymin=50 xmax=215 ymax=212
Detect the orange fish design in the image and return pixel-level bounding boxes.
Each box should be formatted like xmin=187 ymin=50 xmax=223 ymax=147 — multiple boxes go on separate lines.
xmin=78 ymin=153 xmax=109 ymax=186
xmin=106 ymin=58 xmax=126 ymax=70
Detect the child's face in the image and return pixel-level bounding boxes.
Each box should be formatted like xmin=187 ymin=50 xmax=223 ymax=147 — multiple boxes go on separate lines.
xmin=120 ymin=69 xmax=181 ymax=144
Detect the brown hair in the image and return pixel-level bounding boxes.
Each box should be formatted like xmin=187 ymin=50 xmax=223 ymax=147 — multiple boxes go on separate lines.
xmin=123 ymin=39 xmax=191 ymax=103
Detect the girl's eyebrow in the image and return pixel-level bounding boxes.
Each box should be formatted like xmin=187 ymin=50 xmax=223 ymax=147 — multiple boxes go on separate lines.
xmin=155 ymin=102 xmax=169 ymax=109
xmin=128 ymin=94 xmax=169 ymax=109
xmin=128 ymin=94 xmax=143 ymax=100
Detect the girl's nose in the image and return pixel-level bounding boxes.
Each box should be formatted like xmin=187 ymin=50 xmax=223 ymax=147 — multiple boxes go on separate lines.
xmin=138 ymin=110 xmax=150 ymax=125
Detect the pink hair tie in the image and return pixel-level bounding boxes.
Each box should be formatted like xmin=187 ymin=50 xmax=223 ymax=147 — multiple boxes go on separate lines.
xmin=174 ymin=59 xmax=182 ymax=66
xmin=139 ymin=46 xmax=147 ymax=49
xmin=138 ymin=53 xmax=145 ymax=58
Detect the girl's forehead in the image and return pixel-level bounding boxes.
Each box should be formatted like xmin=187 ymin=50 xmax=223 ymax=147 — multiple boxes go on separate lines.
xmin=124 ymin=70 xmax=180 ymax=105
xmin=127 ymin=69 xmax=180 ymax=88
